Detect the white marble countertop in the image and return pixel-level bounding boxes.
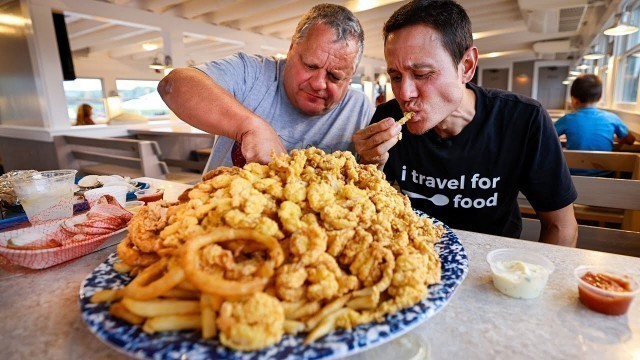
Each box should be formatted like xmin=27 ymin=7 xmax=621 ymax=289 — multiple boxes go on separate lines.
xmin=1 ymin=182 xmax=638 ymax=359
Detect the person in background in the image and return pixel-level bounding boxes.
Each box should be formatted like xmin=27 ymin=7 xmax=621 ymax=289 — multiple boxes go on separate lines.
xmin=554 ymin=74 xmax=636 ymax=177
xmin=353 ymin=0 xmax=578 ymax=247
xmin=158 ymin=4 xmax=374 ymax=172
xmin=75 ymin=103 xmax=95 ymax=126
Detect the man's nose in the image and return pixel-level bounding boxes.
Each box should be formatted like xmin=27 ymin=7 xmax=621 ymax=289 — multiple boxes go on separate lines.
xmin=309 ymin=71 xmax=327 ymax=91
xmin=395 ymin=79 xmax=418 ymax=101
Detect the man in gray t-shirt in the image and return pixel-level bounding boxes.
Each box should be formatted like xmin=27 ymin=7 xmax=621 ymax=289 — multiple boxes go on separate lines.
xmin=158 ymin=4 xmax=374 ymax=173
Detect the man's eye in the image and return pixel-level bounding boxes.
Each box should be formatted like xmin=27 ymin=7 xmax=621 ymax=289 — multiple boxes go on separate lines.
xmin=329 ymin=73 xmax=342 ymax=82
xmin=390 ymin=75 xmax=402 ymax=82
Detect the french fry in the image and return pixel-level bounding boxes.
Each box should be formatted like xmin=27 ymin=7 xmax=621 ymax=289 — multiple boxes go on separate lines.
xmin=284 ymin=320 xmax=306 ymax=335
xmin=287 ymin=301 xmax=321 ymax=320
xmin=281 ymin=300 xmax=305 ymax=317
xmin=161 ymin=288 xmax=200 ymax=300
xmin=306 ymin=295 xmax=351 ymax=330
xmin=143 ymin=315 xmax=202 ymax=334
xmin=109 ymin=302 xmax=145 ymax=325
xmin=200 ymin=294 xmax=217 ymax=339
xmin=90 ymin=288 xmax=124 ymax=303
xmin=305 ymin=308 xmax=352 ymax=344
xmin=346 ymin=291 xmax=379 ymax=311
xmin=121 ymin=297 xmax=200 ymax=317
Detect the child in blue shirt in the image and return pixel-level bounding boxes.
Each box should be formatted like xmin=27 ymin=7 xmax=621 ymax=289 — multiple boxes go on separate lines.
xmin=554 ymin=74 xmax=635 ymax=176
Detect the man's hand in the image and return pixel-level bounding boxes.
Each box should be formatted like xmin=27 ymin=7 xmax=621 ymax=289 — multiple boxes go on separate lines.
xmin=352 ymin=118 xmax=402 ymax=170
xmin=237 ymin=121 xmax=287 ymax=165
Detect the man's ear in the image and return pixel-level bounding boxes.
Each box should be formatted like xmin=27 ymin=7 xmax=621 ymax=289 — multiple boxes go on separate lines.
xmin=460 ymin=47 xmax=478 ymax=83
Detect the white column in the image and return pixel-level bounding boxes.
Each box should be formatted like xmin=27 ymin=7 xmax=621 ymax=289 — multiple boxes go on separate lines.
xmin=25 ymin=0 xmax=70 ymax=131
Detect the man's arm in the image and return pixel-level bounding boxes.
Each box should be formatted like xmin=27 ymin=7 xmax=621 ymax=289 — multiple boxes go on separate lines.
xmin=158 ymin=68 xmax=285 ymax=164
xmin=620 ymin=132 xmax=636 ymax=145
xmin=536 ymin=204 xmax=578 ymax=247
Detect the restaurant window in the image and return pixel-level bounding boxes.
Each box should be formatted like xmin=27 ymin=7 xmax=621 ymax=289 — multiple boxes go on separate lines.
xmin=618 ymin=49 xmax=640 ymax=103
xmin=616 ymin=2 xmax=640 ymax=104
xmin=63 ymin=78 xmax=106 ymax=123
xmin=115 ymin=79 xmax=169 ymax=118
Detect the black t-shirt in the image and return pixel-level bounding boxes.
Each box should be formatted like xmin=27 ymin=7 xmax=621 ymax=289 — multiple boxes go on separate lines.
xmin=373 ymin=82 xmax=577 ymax=238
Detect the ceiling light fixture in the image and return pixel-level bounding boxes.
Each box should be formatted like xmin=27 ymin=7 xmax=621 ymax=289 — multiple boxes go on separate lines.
xmin=583 ymin=45 xmax=605 ymax=60
xmin=149 ymin=55 xmax=173 ymax=72
xmin=149 ymin=56 xmax=164 ymax=70
xmin=142 ymin=43 xmax=158 ymax=51
xmin=604 ymin=7 xmax=638 ymax=36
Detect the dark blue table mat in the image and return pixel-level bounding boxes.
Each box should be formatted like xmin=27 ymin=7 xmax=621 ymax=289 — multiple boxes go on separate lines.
xmin=0 ymin=182 xmax=148 ymax=231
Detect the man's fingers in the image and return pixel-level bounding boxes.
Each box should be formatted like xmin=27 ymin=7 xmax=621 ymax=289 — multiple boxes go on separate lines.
xmin=354 ymin=118 xmax=397 ymax=140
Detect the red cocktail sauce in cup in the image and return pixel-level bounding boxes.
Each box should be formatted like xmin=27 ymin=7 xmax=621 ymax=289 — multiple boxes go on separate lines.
xmin=574 ymin=266 xmax=639 ymax=315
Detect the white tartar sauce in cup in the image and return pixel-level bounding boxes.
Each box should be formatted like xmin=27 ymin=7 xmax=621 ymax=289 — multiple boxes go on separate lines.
xmin=492 ymin=260 xmax=550 ymax=299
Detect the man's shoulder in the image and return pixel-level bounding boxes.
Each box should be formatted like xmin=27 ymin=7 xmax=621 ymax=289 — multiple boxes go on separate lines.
xmin=473 ymin=83 xmax=543 ymax=109
xmin=372 ymin=99 xmax=402 ymax=124
xmin=338 ymin=88 xmax=375 ymax=118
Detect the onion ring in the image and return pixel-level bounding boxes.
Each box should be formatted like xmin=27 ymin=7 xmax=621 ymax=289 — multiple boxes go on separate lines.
xmin=181 ymin=228 xmax=284 ymax=297
xmin=124 ymin=257 xmax=185 ymax=300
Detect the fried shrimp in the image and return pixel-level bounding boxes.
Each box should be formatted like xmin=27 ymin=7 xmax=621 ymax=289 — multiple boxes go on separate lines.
xmin=396 ymin=111 xmax=414 ymax=140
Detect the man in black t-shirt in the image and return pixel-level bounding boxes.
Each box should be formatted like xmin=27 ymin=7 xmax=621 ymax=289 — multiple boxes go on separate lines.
xmin=353 ymin=0 xmax=577 ymax=246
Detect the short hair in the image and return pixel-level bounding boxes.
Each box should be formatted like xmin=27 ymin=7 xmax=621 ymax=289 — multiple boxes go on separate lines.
xmin=570 ymin=74 xmax=602 ymax=104
xmin=291 ymin=3 xmax=364 ymax=67
xmin=383 ymin=0 xmax=473 ymax=66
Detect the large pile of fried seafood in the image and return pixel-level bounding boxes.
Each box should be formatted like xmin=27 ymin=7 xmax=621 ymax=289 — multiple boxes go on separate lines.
xmin=91 ymin=147 xmax=444 ymax=351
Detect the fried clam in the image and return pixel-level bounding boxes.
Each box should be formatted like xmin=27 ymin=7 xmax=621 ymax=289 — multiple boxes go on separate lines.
xmin=396 ymin=111 xmax=414 ymax=140
xmin=216 ymin=292 xmax=285 ymax=351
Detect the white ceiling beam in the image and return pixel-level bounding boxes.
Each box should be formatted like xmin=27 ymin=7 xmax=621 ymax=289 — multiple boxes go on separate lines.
xmin=237 ymin=0 xmax=328 ymax=29
xmin=207 ymin=0 xmax=296 ymax=24
xmin=143 ymin=0 xmax=183 ymax=13
xmin=177 ymin=0 xmax=236 ymax=19
xmin=90 ymin=30 xmax=158 ymax=54
xmin=108 ymin=36 xmax=163 ymax=57
xmin=252 ymin=17 xmax=298 ymax=35
xmin=71 ymin=25 xmax=150 ymax=50
xmin=67 ymin=18 xmax=111 ymax=38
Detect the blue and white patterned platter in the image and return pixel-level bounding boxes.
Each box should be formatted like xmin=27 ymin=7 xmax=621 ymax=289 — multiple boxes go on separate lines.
xmin=79 ymin=212 xmax=468 ymax=360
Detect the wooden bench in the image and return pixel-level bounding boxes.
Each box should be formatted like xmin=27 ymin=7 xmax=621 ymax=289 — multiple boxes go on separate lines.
xmin=520 ymin=150 xmax=640 ymax=231
xmin=520 ymin=176 xmax=640 ymax=257
xmin=55 ymin=135 xmax=202 ymax=184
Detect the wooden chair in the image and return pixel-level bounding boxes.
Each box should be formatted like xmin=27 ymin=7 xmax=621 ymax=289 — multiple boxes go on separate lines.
xmin=520 ymin=176 xmax=640 ymax=257
xmin=55 ymin=135 xmax=202 ymax=184
xmin=519 ymin=150 xmax=640 ymax=231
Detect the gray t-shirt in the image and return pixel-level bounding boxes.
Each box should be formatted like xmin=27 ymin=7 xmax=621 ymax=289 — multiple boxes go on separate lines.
xmin=195 ymin=52 xmax=374 ymax=172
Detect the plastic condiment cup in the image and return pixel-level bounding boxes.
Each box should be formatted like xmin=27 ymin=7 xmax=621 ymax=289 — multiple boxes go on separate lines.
xmin=574 ymin=265 xmax=639 ymax=315
xmin=135 ymin=188 xmax=164 ymax=203
xmin=486 ymin=248 xmax=554 ymax=299
xmin=124 ymin=200 xmax=145 ymax=213
xmin=84 ymin=185 xmax=128 ymax=207
xmin=9 ymin=170 xmax=77 ymax=224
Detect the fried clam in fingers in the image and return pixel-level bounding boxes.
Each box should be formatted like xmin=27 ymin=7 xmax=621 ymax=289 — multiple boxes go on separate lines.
xmin=396 ymin=112 xmax=414 ymax=141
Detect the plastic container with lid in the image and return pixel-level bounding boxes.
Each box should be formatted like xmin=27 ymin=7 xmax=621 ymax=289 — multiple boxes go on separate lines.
xmin=486 ymin=248 xmax=554 ymax=299
xmin=574 ymin=265 xmax=639 ymax=315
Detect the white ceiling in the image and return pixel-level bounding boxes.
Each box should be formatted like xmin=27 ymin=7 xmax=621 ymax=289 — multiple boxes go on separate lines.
xmin=64 ymin=0 xmax=620 ymax=69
